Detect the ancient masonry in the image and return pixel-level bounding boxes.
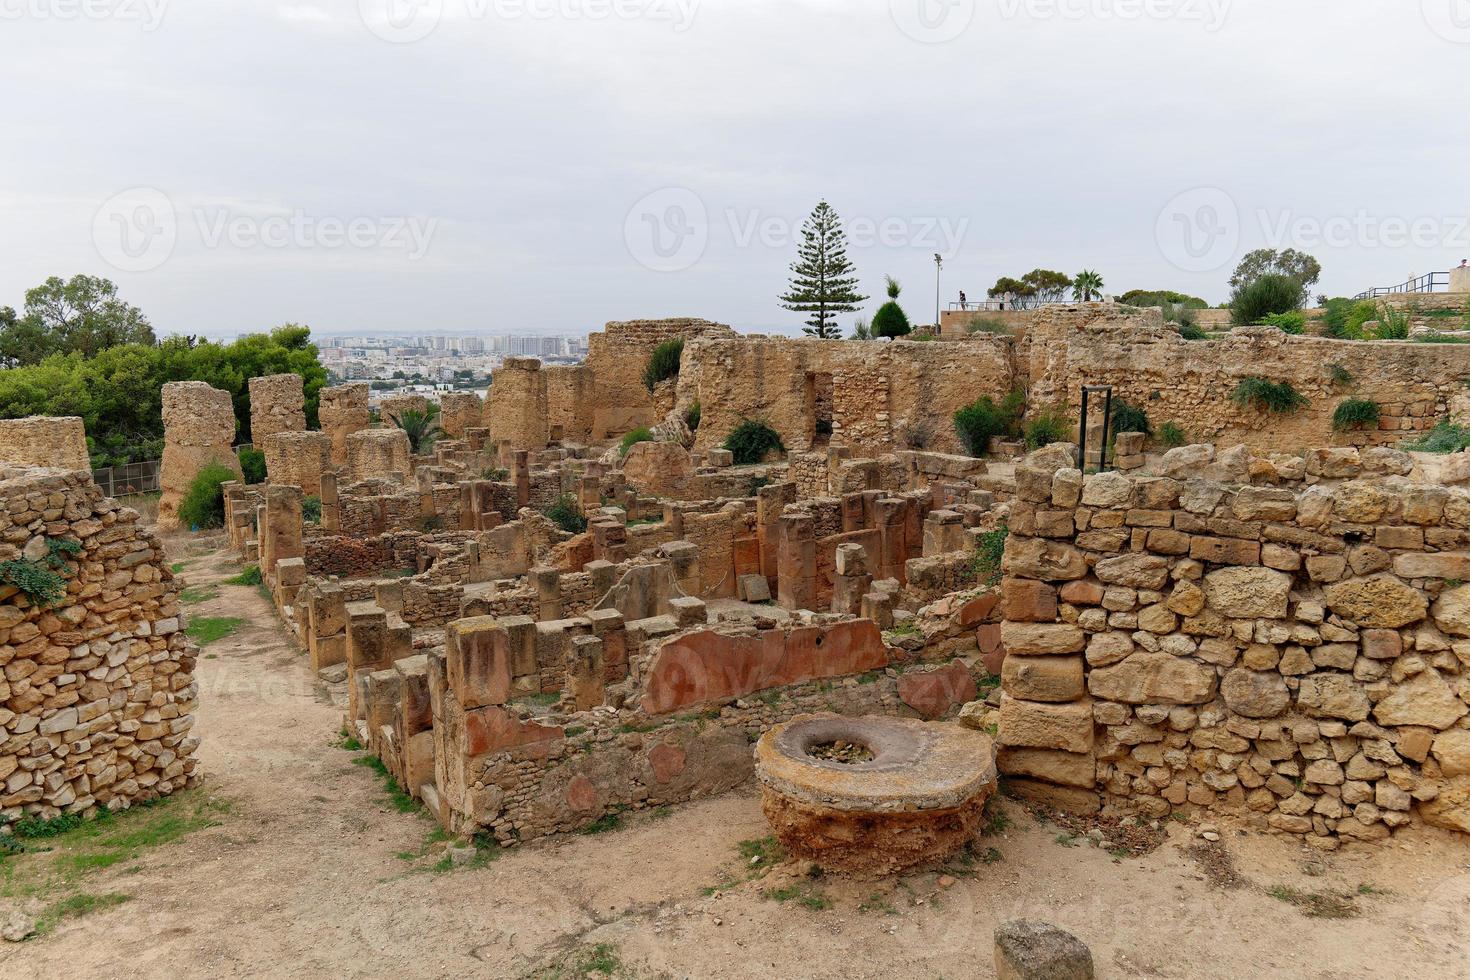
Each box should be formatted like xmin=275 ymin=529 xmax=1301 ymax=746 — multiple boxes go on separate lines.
xmin=318 ymin=382 xmax=371 ymax=467
xmin=158 ymin=381 xmax=242 ymax=530
xmin=0 ymin=416 xmax=91 ymax=474
xmin=997 ymin=446 xmax=1470 ymax=841
xmin=249 ymin=373 xmax=307 ymax=446
xmin=0 ymin=466 xmax=199 ymax=824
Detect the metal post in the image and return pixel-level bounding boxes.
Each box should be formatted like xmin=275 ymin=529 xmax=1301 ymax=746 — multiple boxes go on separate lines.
xmin=933 ymin=253 xmax=942 ymax=334
xmin=1077 ymin=387 xmax=1090 ymax=472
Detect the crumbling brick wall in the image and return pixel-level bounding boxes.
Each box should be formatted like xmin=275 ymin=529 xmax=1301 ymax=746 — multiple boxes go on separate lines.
xmin=998 ymin=451 xmax=1470 ymax=843
xmin=581 ymin=318 xmax=738 ymax=441
xmin=263 ymin=430 xmax=332 ymax=495
xmin=0 ymin=416 xmax=90 ymax=473
xmin=0 ymin=467 xmax=199 ymax=824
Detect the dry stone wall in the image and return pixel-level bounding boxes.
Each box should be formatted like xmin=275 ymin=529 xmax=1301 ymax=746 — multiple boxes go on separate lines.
xmin=0 ymin=467 xmax=199 ymax=824
xmin=263 ymin=431 xmax=333 ymax=496
xmin=998 ymin=450 xmax=1470 ymax=843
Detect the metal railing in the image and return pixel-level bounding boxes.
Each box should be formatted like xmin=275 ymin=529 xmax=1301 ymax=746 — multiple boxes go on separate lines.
xmin=1355 ymin=271 xmax=1449 ymax=300
xmin=946 ymin=297 xmax=1075 ymax=313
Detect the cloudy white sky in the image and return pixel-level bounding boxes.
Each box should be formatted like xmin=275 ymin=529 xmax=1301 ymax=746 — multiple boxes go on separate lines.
xmin=2 ymin=0 xmax=1468 ymax=339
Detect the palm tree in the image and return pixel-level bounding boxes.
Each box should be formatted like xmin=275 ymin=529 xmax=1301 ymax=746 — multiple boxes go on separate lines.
xmin=1073 ymin=269 xmax=1105 ymax=302
xmin=389 ymin=404 xmax=442 ymax=454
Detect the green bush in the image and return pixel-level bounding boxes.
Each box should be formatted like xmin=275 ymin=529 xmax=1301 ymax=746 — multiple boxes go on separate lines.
xmin=302 ymin=496 xmax=322 ymax=524
xmin=619 ymin=427 xmax=655 ymax=457
xmin=544 ymin=495 xmax=588 ymax=534
xmin=176 ymin=461 xmax=239 ymax=530
xmin=1332 ymin=399 xmax=1380 ymax=432
xmin=1178 ymin=322 xmax=1208 ymax=341
xmin=1230 ymin=274 xmax=1302 ymax=326
xmin=1110 ymin=401 xmax=1151 ymax=438
xmin=642 ymin=338 xmax=684 ymax=392
xmin=225 ymin=565 xmax=262 ymax=586
xmin=1404 ymin=420 xmax=1470 ymax=454
xmin=966 ymin=316 xmax=1010 ymax=335
xmin=1231 ymin=377 xmax=1308 ymax=414
xmin=1345 ymin=300 xmax=1380 ymax=338
xmin=971 ymin=525 xmax=1009 ymax=586
xmin=953 ymin=394 xmax=1023 ymax=457
xmin=1118 ymin=290 xmax=1208 ymax=309
xmin=1377 ymin=305 xmax=1411 ymax=340
xmin=1321 ymin=297 xmax=1357 ymax=338
xmin=723 ymin=419 xmax=785 ymax=465
xmin=0 ymin=557 xmax=67 ymax=607
xmin=1023 ymin=410 xmax=1070 ymax=450
xmin=1158 ymin=422 xmax=1187 ymax=448
xmin=1415 ymin=332 xmax=1470 ymax=344
xmin=1328 ymin=363 xmax=1354 ymax=387
xmin=684 ymin=400 xmax=701 ymax=431
xmin=1260 ymin=310 xmax=1306 ymax=334
xmin=872 ymin=275 xmax=911 ymax=340
xmin=238 ymin=446 xmax=266 ymax=484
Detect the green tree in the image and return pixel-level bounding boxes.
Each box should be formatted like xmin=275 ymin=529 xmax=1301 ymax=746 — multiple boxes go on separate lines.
xmin=871 ymin=276 xmax=911 ymax=340
xmin=850 ymin=317 xmax=872 ymax=340
xmin=778 ymin=201 xmax=867 ymax=338
xmin=987 ymin=276 xmax=1035 ymax=308
xmin=988 ymin=269 xmax=1072 ymax=309
xmin=1229 ymin=248 xmax=1321 ymax=306
xmin=1072 ymin=269 xmax=1105 ymax=302
xmin=0 ymin=275 xmax=155 ymax=366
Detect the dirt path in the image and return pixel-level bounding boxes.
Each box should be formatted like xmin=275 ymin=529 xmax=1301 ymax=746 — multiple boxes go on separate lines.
xmin=3 ymin=544 xmax=1470 ymax=979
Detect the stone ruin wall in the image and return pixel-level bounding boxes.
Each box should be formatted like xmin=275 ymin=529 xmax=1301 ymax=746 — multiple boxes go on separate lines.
xmin=1021 ymin=306 xmax=1470 ymax=453
xmin=346 ymin=429 xmax=412 ymax=483
xmin=158 ymin=381 xmax=242 ymax=530
xmin=996 ymin=452 xmax=1470 ymax=843
xmin=318 ymin=383 xmax=371 ymax=467
xmin=263 ymin=431 xmax=333 ymax=497
xmin=0 ymin=467 xmax=199 ymax=825
xmin=677 ymin=335 xmax=1014 ymax=458
xmin=0 ymin=417 xmax=91 ymax=474
xmin=577 ymin=318 xmax=738 ymax=442
xmin=438 ymin=392 xmax=483 ymax=440
xmin=248 ymin=373 xmax=306 ymax=445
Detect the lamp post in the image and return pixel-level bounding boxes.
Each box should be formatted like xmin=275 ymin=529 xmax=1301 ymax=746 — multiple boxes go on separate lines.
xmin=933 ymin=253 xmax=943 ymax=335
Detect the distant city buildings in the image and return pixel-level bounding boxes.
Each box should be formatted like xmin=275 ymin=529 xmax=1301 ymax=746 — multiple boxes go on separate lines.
xmin=312 ymin=333 xmax=586 ymax=387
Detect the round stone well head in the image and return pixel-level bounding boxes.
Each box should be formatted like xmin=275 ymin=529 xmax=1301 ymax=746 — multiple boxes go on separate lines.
xmin=754 ymin=713 xmax=997 ymax=876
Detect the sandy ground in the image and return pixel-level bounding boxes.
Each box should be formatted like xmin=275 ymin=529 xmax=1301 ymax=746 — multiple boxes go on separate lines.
xmin=3 ymin=543 xmax=1470 ymax=979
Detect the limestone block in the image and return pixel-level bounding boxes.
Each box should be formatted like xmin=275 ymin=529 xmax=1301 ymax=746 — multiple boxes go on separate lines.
xmin=0 ymin=416 xmax=89 ymax=473
xmin=998 ymin=695 xmax=1094 ymax=754
xmin=1221 ymin=668 xmax=1291 ymax=718
xmin=249 ymin=373 xmax=306 ymax=444
xmin=1324 ymin=575 xmax=1427 ymax=628
xmin=318 ymin=383 xmax=371 ymax=466
xmin=1203 ymin=567 xmax=1291 ymax=619
xmin=621 ymin=440 xmax=695 ymax=498
xmin=1371 ymin=668 xmax=1468 ymax=730
xmin=439 ymin=392 xmax=483 ymax=438
xmin=159 ymin=381 xmax=242 ymax=529
xmin=347 ymin=428 xmax=411 ymax=482
xmin=262 ymin=430 xmax=332 ymax=495
xmin=1086 ymin=651 xmax=1216 ymax=705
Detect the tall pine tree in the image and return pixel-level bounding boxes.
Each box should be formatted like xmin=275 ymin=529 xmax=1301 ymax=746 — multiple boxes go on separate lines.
xmin=779 ymin=201 xmax=867 ymax=338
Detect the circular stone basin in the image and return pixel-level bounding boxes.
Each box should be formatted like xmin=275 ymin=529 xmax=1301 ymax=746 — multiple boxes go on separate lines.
xmin=755 ymin=714 xmax=997 ymax=876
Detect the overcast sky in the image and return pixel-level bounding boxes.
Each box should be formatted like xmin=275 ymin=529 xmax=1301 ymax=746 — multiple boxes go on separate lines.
xmin=2 ymin=0 xmax=1468 ymax=339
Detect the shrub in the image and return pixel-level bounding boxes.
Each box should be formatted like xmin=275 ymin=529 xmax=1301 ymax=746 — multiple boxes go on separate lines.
xmin=389 ymin=405 xmax=441 ymax=454
xmin=1023 ymin=410 xmax=1070 ymax=450
xmin=619 ymin=426 xmax=654 ymax=457
xmin=238 ymin=446 xmax=266 ymax=484
xmin=1415 ymin=332 xmax=1470 ymax=344
xmin=684 ymin=400 xmax=701 ymax=431
xmin=1178 ymin=322 xmax=1208 ymax=341
xmin=1158 ymin=422 xmax=1187 ymax=448
xmin=1332 ymin=399 xmax=1381 ymax=432
xmin=723 ymin=419 xmax=784 ymax=465
xmin=1260 ymin=310 xmax=1306 ymax=334
xmin=1404 ymin=420 xmax=1470 ymax=454
xmin=1230 ymin=274 xmax=1302 ymax=326
xmin=1345 ymin=300 xmax=1380 ymax=338
xmin=1328 ymin=363 xmax=1354 ymax=387
xmin=967 ymin=316 xmax=1010 ymax=335
xmin=1110 ymin=401 xmax=1151 ymax=438
xmin=642 ymin=338 xmax=684 ymax=392
xmin=970 ymin=525 xmax=1009 ymax=585
xmin=0 ymin=557 xmax=67 ymax=607
xmin=1321 ymin=297 xmax=1356 ymax=338
xmin=302 ymin=496 xmax=322 ymax=524
xmin=544 ymin=495 xmax=587 ymax=534
xmin=1377 ymin=304 xmax=1411 ymax=340
xmin=1231 ymin=377 xmax=1308 ymax=414
xmin=954 ymin=395 xmax=1020 ymax=457
xmin=177 ymin=461 xmax=239 ymax=529
xmin=872 ymin=275 xmax=911 ymax=340
xmin=225 ymin=565 xmax=263 ymax=586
